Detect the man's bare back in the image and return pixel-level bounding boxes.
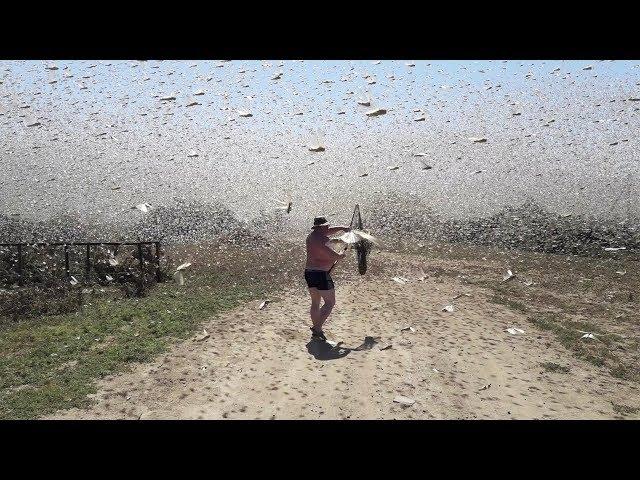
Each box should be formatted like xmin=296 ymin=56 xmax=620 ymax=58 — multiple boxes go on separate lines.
xmin=305 ymin=230 xmax=343 ymax=271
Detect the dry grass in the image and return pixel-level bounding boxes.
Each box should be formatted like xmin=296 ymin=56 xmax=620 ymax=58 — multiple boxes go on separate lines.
xmin=612 ymin=403 xmax=639 ymax=416
xmin=395 ymin=240 xmax=640 ymax=384
xmin=540 ymin=362 xmax=571 ymax=374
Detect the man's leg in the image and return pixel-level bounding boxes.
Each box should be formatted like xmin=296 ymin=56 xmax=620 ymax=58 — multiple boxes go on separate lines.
xmin=318 ymin=288 xmax=336 ymax=328
xmin=308 ymin=288 xmax=322 ymax=330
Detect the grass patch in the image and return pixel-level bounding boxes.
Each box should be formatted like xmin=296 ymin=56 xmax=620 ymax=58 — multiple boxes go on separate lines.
xmin=0 ymin=269 xmax=267 ymax=420
xmin=609 ymin=364 xmax=637 ymax=381
xmin=612 ymin=403 xmax=639 ymax=416
xmin=526 ymin=313 xmax=638 ymax=376
xmin=529 ymin=313 xmax=590 ymax=352
xmin=490 ymin=295 xmax=529 ymax=313
xmin=540 ymin=362 xmax=570 ymax=373
xmin=418 ymin=244 xmax=640 ymax=385
xmin=408 ymin=243 xmax=640 ymax=385
xmin=583 ymin=354 xmax=606 ymax=367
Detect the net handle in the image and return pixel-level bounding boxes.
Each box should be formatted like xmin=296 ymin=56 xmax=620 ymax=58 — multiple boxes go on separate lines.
xmin=328 ymin=205 xmax=361 ymax=274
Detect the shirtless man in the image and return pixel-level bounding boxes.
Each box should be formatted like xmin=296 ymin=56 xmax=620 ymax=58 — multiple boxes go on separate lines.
xmin=304 ymin=216 xmax=351 ymax=340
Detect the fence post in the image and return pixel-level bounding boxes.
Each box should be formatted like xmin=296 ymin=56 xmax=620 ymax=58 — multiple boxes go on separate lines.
xmin=17 ymin=244 xmax=23 ymax=287
xmin=64 ymin=244 xmax=70 ymax=278
xmin=137 ymin=243 xmax=145 ymax=292
xmin=155 ymin=241 xmax=161 ymax=283
xmin=85 ymin=244 xmax=91 ymax=283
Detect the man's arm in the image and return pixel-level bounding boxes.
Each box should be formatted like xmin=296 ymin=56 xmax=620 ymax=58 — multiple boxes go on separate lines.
xmin=326 ymin=225 xmax=351 ymax=235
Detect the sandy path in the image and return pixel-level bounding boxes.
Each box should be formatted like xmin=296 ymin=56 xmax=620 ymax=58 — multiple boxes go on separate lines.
xmin=47 ymin=252 xmax=640 ymax=420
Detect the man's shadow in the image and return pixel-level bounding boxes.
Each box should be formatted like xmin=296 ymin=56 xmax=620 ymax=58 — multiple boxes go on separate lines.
xmin=305 ymin=336 xmax=381 ymax=361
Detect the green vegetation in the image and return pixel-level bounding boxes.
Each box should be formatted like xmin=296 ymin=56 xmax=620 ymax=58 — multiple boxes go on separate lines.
xmin=490 ymin=295 xmax=529 ymax=313
xmin=0 ymin=270 xmax=266 ymax=420
xmin=540 ymin=362 xmax=570 ymax=373
xmin=434 ymin=242 xmax=640 ymax=385
xmin=522 ymin=313 xmax=635 ymax=382
xmin=612 ymin=403 xmax=639 ymax=416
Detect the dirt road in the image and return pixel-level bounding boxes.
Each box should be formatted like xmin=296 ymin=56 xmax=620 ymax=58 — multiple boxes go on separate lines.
xmin=47 ymin=251 xmax=640 ymax=420
xmin=51 ymin=254 xmax=640 ymax=419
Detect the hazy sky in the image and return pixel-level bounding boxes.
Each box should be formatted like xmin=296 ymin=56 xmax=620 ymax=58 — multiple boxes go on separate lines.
xmin=1 ymin=60 xmax=639 ymax=228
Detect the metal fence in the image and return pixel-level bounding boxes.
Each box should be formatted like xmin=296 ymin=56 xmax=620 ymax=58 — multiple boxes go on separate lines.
xmin=0 ymin=241 xmax=162 ymax=287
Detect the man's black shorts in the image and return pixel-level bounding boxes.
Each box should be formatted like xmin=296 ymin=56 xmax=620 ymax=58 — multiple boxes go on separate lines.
xmin=304 ymin=269 xmax=334 ymax=290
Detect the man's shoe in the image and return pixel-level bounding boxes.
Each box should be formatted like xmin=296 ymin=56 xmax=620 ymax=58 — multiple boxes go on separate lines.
xmin=310 ymin=327 xmax=327 ymax=341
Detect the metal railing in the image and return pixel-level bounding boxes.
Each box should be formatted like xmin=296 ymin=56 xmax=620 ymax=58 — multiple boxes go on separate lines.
xmin=0 ymin=241 xmax=162 ymax=287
